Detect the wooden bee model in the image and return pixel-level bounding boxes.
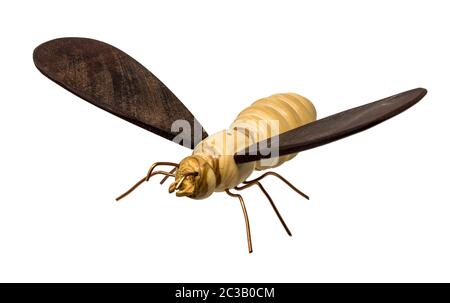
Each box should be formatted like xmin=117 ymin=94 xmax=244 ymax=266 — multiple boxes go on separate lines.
xmin=34 ymin=38 xmax=427 ymax=253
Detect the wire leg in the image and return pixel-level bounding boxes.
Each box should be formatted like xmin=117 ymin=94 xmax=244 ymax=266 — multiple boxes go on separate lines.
xmin=226 ymin=189 xmax=253 ymax=253
xmin=243 ymin=171 xmax=309 ymax=200
xmin=235 ymin=181 xmax=292 ymax=236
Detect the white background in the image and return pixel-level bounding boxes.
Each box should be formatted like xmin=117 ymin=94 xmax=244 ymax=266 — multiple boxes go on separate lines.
xmin=1 ymin=0 xmax=449 ymax=282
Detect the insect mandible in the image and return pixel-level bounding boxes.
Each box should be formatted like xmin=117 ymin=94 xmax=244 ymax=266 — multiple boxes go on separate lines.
xmin=33 ymin=38 xmax=427 ymax=253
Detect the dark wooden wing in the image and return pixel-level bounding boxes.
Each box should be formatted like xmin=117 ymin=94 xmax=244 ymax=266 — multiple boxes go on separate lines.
xmin=234 ymin=88 xmax=427 ymax=163
xmin=33 ymin=37 xmax=208 ymax=149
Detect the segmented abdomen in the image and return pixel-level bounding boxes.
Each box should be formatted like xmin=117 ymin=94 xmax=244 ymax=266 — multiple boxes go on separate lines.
xmin=230 ymin=93 xmax=317 ymax=170
xmin=192 ymin=93 xmax=317 ymax=192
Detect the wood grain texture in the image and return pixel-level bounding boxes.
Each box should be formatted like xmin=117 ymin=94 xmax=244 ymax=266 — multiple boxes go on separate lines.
xmin=234 ymin=88 xmax=427 ymax=163
xmin=33 ymin=37 xmax=208 ymax=149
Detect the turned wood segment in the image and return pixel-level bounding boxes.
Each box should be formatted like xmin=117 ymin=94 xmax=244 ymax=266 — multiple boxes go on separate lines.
xmin=234 ymin=88 xmax=427 ymax=163
xmin=33 ymin=37 xmax=208 ymax=149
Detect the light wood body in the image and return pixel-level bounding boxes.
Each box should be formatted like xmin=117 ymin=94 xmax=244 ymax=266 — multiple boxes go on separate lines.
xmin=171 ymin=93 xmax=316 ymax=199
